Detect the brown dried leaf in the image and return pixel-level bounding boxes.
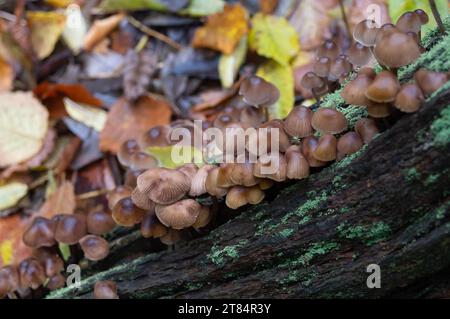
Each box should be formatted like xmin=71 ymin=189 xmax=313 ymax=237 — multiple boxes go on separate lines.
xmin=0 ymin=57 xmax=13 ymax=92
xmin=99 ymin=95 xmax=172 ymax=153
xmin=37 ymin=181 xmax=76 ymax=219
xmin=0 ymin=214 xmax=32 ymax=267
xmin=83 ymin=13 xmax=125 ymax=52
xmin=192 ymin=3 xmax=249 ymax=54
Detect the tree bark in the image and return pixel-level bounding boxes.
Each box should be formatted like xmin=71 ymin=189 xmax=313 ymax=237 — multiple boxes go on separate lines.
xmin=48 ymin=87 xmax=450 ymax=299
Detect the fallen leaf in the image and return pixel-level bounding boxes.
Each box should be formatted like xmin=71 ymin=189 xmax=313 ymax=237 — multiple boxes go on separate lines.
xmin=43 ymin=135 xmax=82 ymax=174
xmin=249 ymin=13 xmax=300 ymax=66
xmin=45 ymin=0 xmax=74 ymax=8
xmin=257 ymin=60 xmax=294 ymax=119
xmin=288 ymin=0 xmax=335 ymax=51
xmin=62 ymin=3 xmax=88 ymax=54
xmin=181 ymin=0 xmax=225 ymax=17
xmin=218 ymin=36 xmax=247 ymax=88
xmin=83 ymin=13 xmax=125 ymax=52
xmin=0 ymin=214 xmax=32 ymax=266
xmin=33 ymin=82 xmax=103 ymax=119
xmin=0 ymin=92 xmax=49 ymax=168
xmin=145 ymin=145 xmax=203 ymax=168
xmin=99 ymin=95 xmax=172 ymax=153
xmin=260 ymin=0 xmax=279 ymax=14
xmin=0 ymin=183 xmax=28 ymax=211
xmin=64 ymin=98 xmax=107 ymax=132
xmin=0 ymin=57 xmax=13 ymax=92
xmin=27 ymin=11 xmax=67 ymax=59
xmin=192 ymin=3 xmax=248 ymax=54
xmin=37 ymin=181 xmax=76 ymax=219
xmin=97 ymin=0 xmax=167 ymax=12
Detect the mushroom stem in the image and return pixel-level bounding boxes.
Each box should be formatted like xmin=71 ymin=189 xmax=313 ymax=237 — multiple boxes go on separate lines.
xmin=338 ymin=0 xmax=352 ymax=42
xmin=429 ymin=0 xmax=446 ymax=34
xmin=311 ymin=88 xmax=321 ymax=106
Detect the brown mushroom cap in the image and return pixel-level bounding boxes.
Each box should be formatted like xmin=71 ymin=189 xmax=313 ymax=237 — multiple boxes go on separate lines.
xmin=284 ymin=105 xmax=314 ymax=138
xmin=140 ymin=213 xmax=168 ymax=238
xmin=54 ymin=214 xmax=87 ymax=245
xmin=33 ymin=248 xmax=64 ymax=277
xmin=253 ymin=153 xmax=287 ymax=182
xmin=355 ymin=118 xmax=379 ymax=144
xmin=348 ymin=42 xmax=372 ymax=67
xmin=313 ymin=134 xmax=337 ymax=162
xmin=213 ymin=113 xmax=235 ymax=129
xmin=302 ymin=136 xmax=327 ymax=167
xmin=160 ymin=229 xmax=182 ymax=245
xmin=229 ymin=162 xmax=259 ymax=187
xmin=86 ymin=210 xmax=116 ymax=235
xmin=47 ymin=274 xmax=66 ymax=291
xmin=216 ymin=164 xmax=237 ymax=188
xmin=240 ymin=106 xmax=266 ymax=128
xmin=415 ymin=9 xmax=429 ymax=24
xmin=117 ymin=139 xmax=140 ymax=167
xmin=177 ymin=163 xmax=198 ymax=180
xmin=205 ymin=167 xmax=229 ymax=197
xmin=192 ymin=206 xmax=212 ymax=229
xmin=414 ymin=68 xmax=449 ymax=96
xmin=79 ymin=235 xmax=110 ymax=261
xmin=341 ymin=68 xmax=376 ymax=106
xmin=189 ymin=164 xmax=215 ymax=197
xmin=354 ymin=19 xmax=380 ymax=46
xmin=365 ymin=71 xmax=401 ymax=103
xmin=94 ymin=280 xmax=119 ymax=299
xmin=328 ymin=55 xmax=352 ymax=82
xmin=239 ymin=75 xmax=280 ymax=107
xmin=131 ymin=187 xmax=156 ymax=211
xmin=225 ymin=186 xmax=248 ymax=209
xmin=139 ymin=125 xmax=171 ymax=149
xmin=107 ymin=186 xmax=133 ymax=210
xmin=285 ymin=145 xmax=310 ymax=180
xmin=128 ymin=152 xmax=159 ymax=171
xmin=301 ymin=72 xmax=325 ymax=89
xmin=374 ymin=29 xmax=421 ymax=68
xmin=0 ymin=266 xmax=19 ymax=297
xmin=311 ymin=108 xmax=348 ymax=135
xmin=396 ymin=11 xmax=423 ymax=34
xmin=394 ymin=83 xmax=425 ymax=113
xmin=23 ymin=217 xmax=56 ymax=248
xmin=246 ymin=186 xmax=265 ymax=205
xmin=316 ymin=40 xmax=339 ymax=59
xmin=337 ymin=132 xmax=364 ymax=160
xmin=155 ymin=199 xmax=201 ymax=230
xmin=258 ymin=179 xmax=274 ymax=190
xmin=137 ymin=168 xmax=191 ymax=205
xmin=366 ymin=101 xmax=392 ymax=118
xmin=251 ymin=119 xmax=291 ymax=153
xmin=18 ymin=258 xmax=46 ymax=290
xmin=112 ymin=197 xmax=145 ymax=227
xmin=313 ymin=56 xmax=331 ymax=77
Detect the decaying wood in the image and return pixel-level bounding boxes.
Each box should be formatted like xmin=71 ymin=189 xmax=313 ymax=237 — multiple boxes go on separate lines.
xmin=49 ymin=87 xmax=450 ymax=299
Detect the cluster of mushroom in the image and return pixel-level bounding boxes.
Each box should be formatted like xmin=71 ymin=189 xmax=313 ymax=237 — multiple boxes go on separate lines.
xmin=0 ymin=209 xmax=116 ymax=297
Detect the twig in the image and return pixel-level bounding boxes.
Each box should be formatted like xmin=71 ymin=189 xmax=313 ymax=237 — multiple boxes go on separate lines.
xmin=76 ymin=189 xmax=109 ymax=200
xmin=126 ymin=15 xmax=182 ymax=51
xmin=429 ymin=0 xmax=446 ymax=35
xmin=338 ymin=0 xmax=352 ymax=42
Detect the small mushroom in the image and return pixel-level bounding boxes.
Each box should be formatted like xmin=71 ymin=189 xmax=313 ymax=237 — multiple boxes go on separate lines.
xmin=192 ymin=206 xmax=212 ymax=229
xmin=246 ymin=186 xmax=265 ymax=205
xmin=160 ymin=229 xmax=182 ymax=245
xmin=341 ymin=67 xmax=376 ymax=106
xmin=311 ymin=108 xmax=348 ymax=135
xmin=131 ymin=187 xmax=156 ymax=210
xmin=33 ymin=248 xmax=64 ymax=277
xmin=23 ymin=217 xmax=56 ymax=248
xmin=337 ymin=132 xmax=364 ymax=160
xmin=252 ymin=120 xmax=291 ymax=153
xmin=79 ymin=235 xmax=110 ymax=261
xmin=348 ymin=42 xmax=372 ymax=67
xmin=366 ymin=101 xmax=392 ymax=118
xmin=155 ymin=199 xmax=201 ymax=230
xmin=18 ymin=258 xmax=46 ymax=290
xmin=355 ymin=118 xmax=379 ymax=144
xmin=253 ymin=153 xmax=287 ymax=182
xmin=240 ymin=106 xmax=266 ymax=128
xmin=414 ymin=68 xmax=449 ymax=96
xmin=216 ymin=164 xmax=237 ymax=188
xmin=140 ymin=213 xmax=167 ymax=238
xmin=229 ymin=162 xmax=259 ymax=187
xmin=137 ymin=168 xmax=191 ymax=205
xmin=112 ymin=197 xmax=146 ymax=227
xmin=86 ymin=210 xmax=116 ymax=235
xmin=365 ymin=71 xmax=400 ymax=103
xmin=205 ymin=167 xmax=228 ymax=197
xmin=107 ymin=186 xmax=133 ymax=210
xmin=313 ymin=56 xmax=331 ymax=77
xmin=354 ymin=19 xmax=380 ymax=46
xmin=0 ymin=266 xmax=19 ymax=297
xmin=225 ymin=186 xmax=249 ymax=209
xmin=117 ymin=139 xmax=140 ymax=167
xmin=313 ymin=134 xmax=337 ymax=162
xmin=177 ymin=163 xmax=198 ymax=180
xmin=54 ymin=214 xmax=87 ymax=245
xmin=47 ymin=274 xmax=66 ymax=291
xmin=139 ymin=125 xmax=171 ymax=149
xmin=394 ymin=83 xmax=425 ymax=113
xmin=301 ymin=72 xmax=328 ymax=102
xmin=283 ymin=105 xmax=314 ymax=138
xmin=189 ymin=164 xmax=216 ymax=197
xmin=316 ymin=40 xmax=339 ymax=59
xmin=396 ymin=11 xmax=423 ymax=34
xmin=239 ymin=75 xmax=280 ymax=108
xmin=94 ymin=280 xmax=119 ymax=299
xmin=213 ymin=113 xmax=235 ymax=129
xmin=328 ymin=55 xmax=353 ymax=82
xmin=302 ymin=136 xmax=327 ymax=167
xmin=285 ymin=145 xmax=310 ymax=180
xmin=258 ymin=179 xmax=274 ymax=190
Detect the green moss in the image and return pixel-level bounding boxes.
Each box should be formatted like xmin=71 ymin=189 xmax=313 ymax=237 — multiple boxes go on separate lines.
xmin=404 ymin=167 xmax=421 ymax=182
xmin=279 ymin=241 xmax=340 ymax=269
xmin=424 ymin=173 xmax=440 ymax=186
xmin=430 ymin=105 xmax=450 ymax=148
xmin=337 ymin=221 xmax=391 ymax=246
xmin=321 ymin=89 xmax=368 ymax=128
xmin=334 ymin=145 xmax=368 ymax=169
xmin=298 ymin=215 xmax=311 ymax=225
xmin=207 ymin=240 xmax=249 ymax=265
xmin=279 ymin=228 xmax=295 ymax=238
xmin=184 ymin=282 xmax=204 ymax=290
xmin=281 ymin=191 xmax=328 ymax=224
xmin=435 ymin=202 xmax=450 ymax=220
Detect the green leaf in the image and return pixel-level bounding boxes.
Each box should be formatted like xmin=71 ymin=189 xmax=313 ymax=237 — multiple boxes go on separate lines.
xmin=249 ymin=13 xmax=300 ymax=66
xmin=388 ymin=0 xmax=449 ymax=32
xmin=256 ymin=60 xmax=295 ymax=119
xmin=58 ymin=242 xmax=71 ymax=262
xmin=181 ymin=0 xmax=225 ymax=17
xmin=218 ymin=36 xmax=247 ymax=88
xmin=97 ymin=0 xmax=167 ymax=12
xmin=0 ymin=182 xmax=28 ymax=211
xmin=145 ymin=145 xmax=204 ymax=169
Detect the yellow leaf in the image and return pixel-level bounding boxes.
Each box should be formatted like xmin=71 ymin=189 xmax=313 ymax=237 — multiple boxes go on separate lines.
xmin=192 ymin=3 xmax=248 ymax=54
xmin=64 ymin=98 xmax=107 ymax=132
xmin=62 ymin=4 xmax=88 ymax=54
xmin=145 ymin=146 xmax=203 ymax=169
xmin=45 ymin=0 xmax=74 ymax=7
xmin=257 ymin=60 xmax=295 ymax=119
xmin=0 ymin=182 xmax=28 ymax=211
xmin=0 ymin=240 xmax=13 ymax=266
xmin=27 ymin=11 xmax=67 ymax=60
xmin=219 ymin=36 xmax=247 ymax=88
xmin=0 ymin=92 xmax=49 ymax=167
xmin=249 ymin=13 xmax=299 ymax=66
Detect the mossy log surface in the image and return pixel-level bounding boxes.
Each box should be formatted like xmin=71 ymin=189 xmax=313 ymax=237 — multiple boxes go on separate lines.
xmin=49 ymin=29 xmax=450 ymax=299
